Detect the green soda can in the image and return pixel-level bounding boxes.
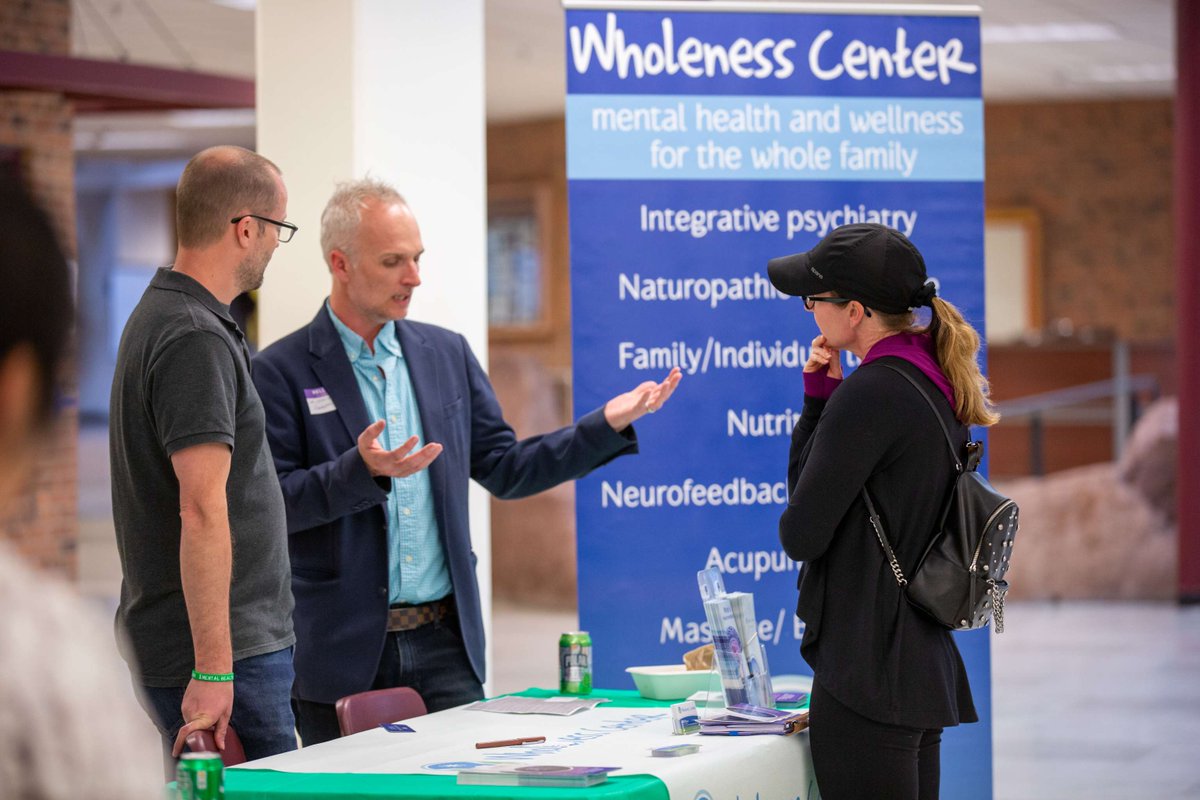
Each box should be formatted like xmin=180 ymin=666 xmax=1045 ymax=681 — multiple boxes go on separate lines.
xmin=559 ymin=631 xmax=593 ymax=695
xmin=177 ymin=752 xmax=224 ymax=800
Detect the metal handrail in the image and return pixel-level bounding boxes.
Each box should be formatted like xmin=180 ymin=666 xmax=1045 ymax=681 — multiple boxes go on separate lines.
xmin=991 ymin=341 xmax=1160 ymax=475
xmin=996 ymin=375 xmax=1159 ymax=418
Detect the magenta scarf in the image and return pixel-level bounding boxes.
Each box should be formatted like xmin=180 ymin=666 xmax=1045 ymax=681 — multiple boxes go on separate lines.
xmin=862 ymin=331 xmax=956 ymax=413
xmin=804 ymin=331 xmax=957 ymax=418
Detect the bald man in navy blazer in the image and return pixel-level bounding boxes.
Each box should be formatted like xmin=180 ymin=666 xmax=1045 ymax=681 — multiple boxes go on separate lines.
xmin=252 ymin=178 xmax=680 ymax=745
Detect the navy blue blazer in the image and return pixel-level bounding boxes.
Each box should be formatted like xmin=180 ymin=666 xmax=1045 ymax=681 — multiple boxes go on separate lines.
xmin=251 ymin=306 xmax=637 ymax=704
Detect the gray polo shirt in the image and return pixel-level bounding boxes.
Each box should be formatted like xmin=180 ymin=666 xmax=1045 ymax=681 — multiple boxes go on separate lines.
xmin=110 ymin=268 xmax=294 ymax=687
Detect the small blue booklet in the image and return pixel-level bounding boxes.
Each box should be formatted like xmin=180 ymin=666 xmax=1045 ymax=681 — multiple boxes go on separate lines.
xmin=773 ymin=691 xmax=810 ymax=706
xmin=456 ymin=765 xmax=619 ymax=788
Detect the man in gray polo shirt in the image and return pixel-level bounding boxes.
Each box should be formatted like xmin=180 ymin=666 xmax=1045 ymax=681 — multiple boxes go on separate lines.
xmin=110 ymin=146 xmax=298 ymax=766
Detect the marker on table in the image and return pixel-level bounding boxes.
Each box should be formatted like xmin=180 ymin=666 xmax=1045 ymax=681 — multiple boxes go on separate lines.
xmin=475 ymin=736 xmax=546 ymax=749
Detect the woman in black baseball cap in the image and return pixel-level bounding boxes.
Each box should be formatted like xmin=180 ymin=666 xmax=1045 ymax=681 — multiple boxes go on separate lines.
xmin=769 ymin=224 xmax=997 ymax=800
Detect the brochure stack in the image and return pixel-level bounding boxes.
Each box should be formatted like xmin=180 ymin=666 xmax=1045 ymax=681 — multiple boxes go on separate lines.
xmin=696 ymin=567 xmax=774 ymax=709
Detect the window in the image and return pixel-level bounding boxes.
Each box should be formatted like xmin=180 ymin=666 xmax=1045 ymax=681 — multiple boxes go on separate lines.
xmin=487 ymin=183 xmax=552 ymax=339
xmin=985 ymin=208 xmax=1044 ymax=343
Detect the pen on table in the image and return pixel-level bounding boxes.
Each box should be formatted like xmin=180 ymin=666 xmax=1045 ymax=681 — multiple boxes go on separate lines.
xmin=475 ymin=736 xmax=546 ymax=749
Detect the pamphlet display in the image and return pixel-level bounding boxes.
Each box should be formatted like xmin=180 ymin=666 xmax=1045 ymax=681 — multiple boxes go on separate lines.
xmin=697 ymin=567 xmax=773 ymax=708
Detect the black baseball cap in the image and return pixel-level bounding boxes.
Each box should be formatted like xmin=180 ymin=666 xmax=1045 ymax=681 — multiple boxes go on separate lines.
xmin=767 ymin=223 xmax=935 ymax=314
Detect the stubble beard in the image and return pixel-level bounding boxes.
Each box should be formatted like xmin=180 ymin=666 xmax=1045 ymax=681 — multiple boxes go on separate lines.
xmin=235 ymin=250 xmax=270 ymax=294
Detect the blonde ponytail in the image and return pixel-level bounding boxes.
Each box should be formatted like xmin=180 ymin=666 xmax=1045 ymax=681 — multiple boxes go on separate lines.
xmin=922 ymin=297 xmax=999 ymax=427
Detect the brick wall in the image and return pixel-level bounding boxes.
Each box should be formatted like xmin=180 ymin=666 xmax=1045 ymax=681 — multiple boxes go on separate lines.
xmin=0 ymin=0 xmax=69 ymax=54
xmin=0 ymin=0 xmax=79 ymax=578
xmin=984 ymin=99 xmax=1175 ymax=477
xmin=985 ymin=99 xmax=1174 ymax=342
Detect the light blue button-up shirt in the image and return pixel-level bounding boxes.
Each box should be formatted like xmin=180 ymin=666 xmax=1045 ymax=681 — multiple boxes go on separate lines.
xmin=327 ymin=303 xmax=451 ymax=605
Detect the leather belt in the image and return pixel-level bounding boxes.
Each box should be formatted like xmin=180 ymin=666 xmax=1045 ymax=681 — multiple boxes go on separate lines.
xmin=387 ymin=596 xmax=455 ymax=632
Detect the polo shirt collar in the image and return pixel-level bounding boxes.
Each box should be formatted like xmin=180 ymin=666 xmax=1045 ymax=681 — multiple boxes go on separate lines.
xmin=151 ymin=267 xmax=237 ymax=328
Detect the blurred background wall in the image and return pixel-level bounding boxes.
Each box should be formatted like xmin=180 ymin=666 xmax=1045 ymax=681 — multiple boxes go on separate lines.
xmin=0 ymin=0 xmax=78 ymax=576
xmin=0 ymin=0 xmax=1185 ymax=606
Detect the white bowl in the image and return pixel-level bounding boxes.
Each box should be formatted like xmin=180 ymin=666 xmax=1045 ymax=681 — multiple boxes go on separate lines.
xmin=625 ymin=664 xmax=720 ymax=700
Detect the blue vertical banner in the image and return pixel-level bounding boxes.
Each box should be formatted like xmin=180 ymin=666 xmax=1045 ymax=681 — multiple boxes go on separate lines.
xmin=566 ymin=5 xmax=989 ymax=797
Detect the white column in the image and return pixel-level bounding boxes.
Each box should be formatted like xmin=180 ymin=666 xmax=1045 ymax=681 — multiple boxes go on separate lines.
xmin=255 ymin=0 xmax=355 ymax=340
xmin=256 ymin=0 xmax=492 ymax=692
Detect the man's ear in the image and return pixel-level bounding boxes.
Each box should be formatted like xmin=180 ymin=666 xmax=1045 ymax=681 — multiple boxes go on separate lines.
xmin=232 ymin=215 xmax=254 ymax=249
xmin=329 ymin=250 xmax=351 ymax=282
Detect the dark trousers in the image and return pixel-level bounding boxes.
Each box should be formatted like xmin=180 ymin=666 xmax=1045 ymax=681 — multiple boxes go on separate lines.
xmin=138 ymin=646 xmax=297 ymax=778
xmin=809 ymin=680 xmax=943 ymax=800
xmin=294 ymin=612 xmax=483 ymax=746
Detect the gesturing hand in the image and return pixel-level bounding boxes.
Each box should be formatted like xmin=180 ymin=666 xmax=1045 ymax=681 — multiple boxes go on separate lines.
xmin=357 ymin=420 xmax=443 ymax=478
xmin=172 ymin=679 xmax=234 ymax=757
xmin=804 ymin=335 xmax=842 ymax=379
xmin=603 ymin=367 xmax=683 ymax=432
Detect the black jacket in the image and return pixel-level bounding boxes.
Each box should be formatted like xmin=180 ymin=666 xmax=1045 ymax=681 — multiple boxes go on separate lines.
xmin=780 ymin=356 xmax=977 ymax=729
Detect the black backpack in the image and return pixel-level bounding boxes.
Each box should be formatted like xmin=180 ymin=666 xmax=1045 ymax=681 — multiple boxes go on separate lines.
xmin=861 ymin=362 xmax=1018 ymax=633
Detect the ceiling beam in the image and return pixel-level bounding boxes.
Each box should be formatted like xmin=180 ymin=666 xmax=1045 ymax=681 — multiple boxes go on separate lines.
xmin=0 ymin=50 xmax=254 ymax=112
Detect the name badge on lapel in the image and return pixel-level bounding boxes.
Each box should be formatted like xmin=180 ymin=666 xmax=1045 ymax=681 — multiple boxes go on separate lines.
xmin=304 ymin=387 xmax=337 ymax=415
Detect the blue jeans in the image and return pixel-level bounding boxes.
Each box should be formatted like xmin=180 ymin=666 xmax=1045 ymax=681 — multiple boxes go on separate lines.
xmin=294 ymin=613 xmax=483 ymax=746
xmin=138 ymin=646 xmax=297 ymax=775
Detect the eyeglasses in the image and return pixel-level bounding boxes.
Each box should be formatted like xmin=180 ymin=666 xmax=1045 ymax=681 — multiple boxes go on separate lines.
xmin=802 ymin=295 xmax=872 ymax=317
xmin=231 ymin=214 xmax=298 ymax=243
xmin=802 ymin=296 xmax=853 ymax=311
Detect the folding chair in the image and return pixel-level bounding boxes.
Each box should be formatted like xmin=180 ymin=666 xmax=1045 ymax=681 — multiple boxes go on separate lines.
xmin=334 ymin=686 xmax=428 ymax=736
xmin=184 ymin=725 xmax=247 ymax=766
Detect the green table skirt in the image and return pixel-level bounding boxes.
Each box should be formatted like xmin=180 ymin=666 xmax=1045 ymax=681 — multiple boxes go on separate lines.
xmin=220 ymin=771 xmax=667 ymax=799
xmin=220 ymin=690 xmax=672 ymax=800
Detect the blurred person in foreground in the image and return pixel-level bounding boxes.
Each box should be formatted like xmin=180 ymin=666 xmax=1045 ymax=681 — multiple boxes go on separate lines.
xmin=252 ymin=178 xmax=681 ymax=744
xmin=769 ymin=224 xmax=998 ymax=800
xmin=109 ymin=146 xmax=299 ymax=768
xmin=0 ymin=177 xmax=162 ymax=797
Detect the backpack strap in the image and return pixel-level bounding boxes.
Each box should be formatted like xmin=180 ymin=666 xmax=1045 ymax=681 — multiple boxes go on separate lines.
xmin=861 ymin=486 xmax=908 ymax=587
xmin=861 ymin=360 xmax=965 ymax=589
xmin=873 ymin=361 xmax=963 ymax=473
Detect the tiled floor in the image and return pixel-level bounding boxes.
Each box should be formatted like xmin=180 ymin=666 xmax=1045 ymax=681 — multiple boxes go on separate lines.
xmin=78 ymin=427 xmax=1200 ymax=799
xmin=990 ymin=601 xmax=1200 ymax=800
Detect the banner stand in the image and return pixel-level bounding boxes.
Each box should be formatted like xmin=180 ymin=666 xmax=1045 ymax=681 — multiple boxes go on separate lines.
xmin=565 ymin=4 xmax=990 ymax=796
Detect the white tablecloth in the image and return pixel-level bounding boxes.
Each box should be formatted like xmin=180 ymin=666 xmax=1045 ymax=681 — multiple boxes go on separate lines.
xmin=240 ymin=703 xmax=819 ymax=800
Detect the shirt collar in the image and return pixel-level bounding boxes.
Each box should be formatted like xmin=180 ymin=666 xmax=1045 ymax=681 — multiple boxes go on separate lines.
xmin=325 ymin=300 xmax=402 ymax=363
xmin=151 ymin=267 xmax=237 ymax=329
